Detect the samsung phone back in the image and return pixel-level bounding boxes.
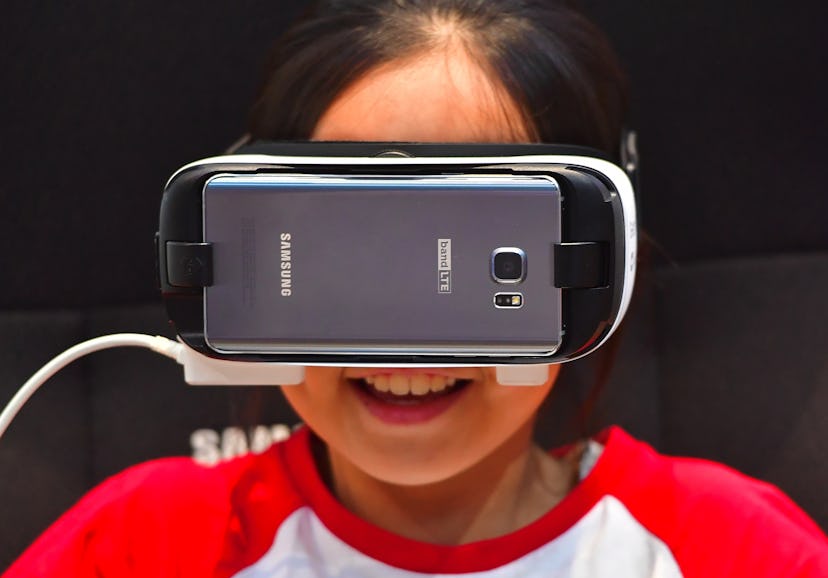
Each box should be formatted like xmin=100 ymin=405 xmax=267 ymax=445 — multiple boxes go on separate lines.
xmin=202 ymin=173 xmax=562 ymax=356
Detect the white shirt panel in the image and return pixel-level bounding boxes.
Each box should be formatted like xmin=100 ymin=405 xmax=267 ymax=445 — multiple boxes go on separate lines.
xmin=232 ymin=495 xmax=682 ymax=578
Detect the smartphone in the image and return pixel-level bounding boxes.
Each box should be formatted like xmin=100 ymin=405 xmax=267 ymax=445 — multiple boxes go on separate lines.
xmin=202 ymin=173 xmax=562 ymax=357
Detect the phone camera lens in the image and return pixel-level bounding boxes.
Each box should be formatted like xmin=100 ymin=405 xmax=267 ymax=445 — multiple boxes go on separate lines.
xmin=492 ymin=248 xmax=526 ymax=283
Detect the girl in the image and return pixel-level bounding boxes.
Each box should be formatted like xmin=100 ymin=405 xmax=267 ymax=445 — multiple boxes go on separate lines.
xmin=6 ymin=1 xmax=827 ymax=576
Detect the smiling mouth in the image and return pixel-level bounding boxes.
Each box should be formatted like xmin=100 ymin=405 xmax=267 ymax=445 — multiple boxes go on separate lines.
xmin=348 ymin=374 xmax=473 ymax=404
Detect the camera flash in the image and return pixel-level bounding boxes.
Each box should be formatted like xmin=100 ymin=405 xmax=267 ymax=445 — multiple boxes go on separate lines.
xmin=494 ymin=292 xmax=523 ymax=309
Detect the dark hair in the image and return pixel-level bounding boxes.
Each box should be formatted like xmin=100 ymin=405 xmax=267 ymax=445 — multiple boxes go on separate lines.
xmin=245 ymin=0 xmax=633 ymax=443
xmin=248 ymin=0 xmax=628 ymax=156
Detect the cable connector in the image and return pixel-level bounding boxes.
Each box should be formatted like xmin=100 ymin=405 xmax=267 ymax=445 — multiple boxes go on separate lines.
xmin=175 ymin=345 xmax=305 ymax=386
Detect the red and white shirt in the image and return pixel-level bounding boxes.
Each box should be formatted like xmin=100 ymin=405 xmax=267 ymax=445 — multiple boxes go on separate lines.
xmin=6 ymin=427 xmax=827 ymax=577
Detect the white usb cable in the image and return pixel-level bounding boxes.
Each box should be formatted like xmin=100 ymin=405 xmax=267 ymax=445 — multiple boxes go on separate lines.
xmin=0 ymin=334 xmax=182 ymax=441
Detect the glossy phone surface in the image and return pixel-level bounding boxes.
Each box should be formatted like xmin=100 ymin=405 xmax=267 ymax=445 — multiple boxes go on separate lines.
xmin=202 ymin=173 xmax=562 ymax=356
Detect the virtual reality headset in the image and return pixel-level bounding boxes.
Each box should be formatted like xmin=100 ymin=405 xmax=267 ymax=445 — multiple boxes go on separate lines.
xmin=157 ymin=141 xmax=637 ymax=368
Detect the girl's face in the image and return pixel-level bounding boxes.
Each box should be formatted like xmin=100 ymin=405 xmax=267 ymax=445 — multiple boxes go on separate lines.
xmin=280 ymin=49 xmax=559 ymax=486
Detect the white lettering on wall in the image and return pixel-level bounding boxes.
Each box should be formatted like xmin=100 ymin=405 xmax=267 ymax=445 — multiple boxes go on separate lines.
xmin=190 ymin=423 xmax=296 ymax=465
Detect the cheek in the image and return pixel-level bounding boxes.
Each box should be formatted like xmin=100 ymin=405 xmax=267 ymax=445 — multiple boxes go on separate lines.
xmin=481 ymin=367 xmax=558 ymax=428
xmin=278 ymin=368 xmax=343 ymax=431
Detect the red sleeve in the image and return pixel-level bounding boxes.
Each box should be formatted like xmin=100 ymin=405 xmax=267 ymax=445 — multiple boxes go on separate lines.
xmin=2 ymin=447 xmax=303 ymax=578
xmin=2 ymin=457 xmax=239 ymax=577
xmin=665 ymin=459 xmax=828 ymax=578
xmin=609 ymin=434 xmax=828 ymax=578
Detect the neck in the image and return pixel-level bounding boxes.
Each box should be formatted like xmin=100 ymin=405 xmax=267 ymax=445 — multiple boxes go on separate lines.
xmin=320 ymin=423 xmax=580 ymax=545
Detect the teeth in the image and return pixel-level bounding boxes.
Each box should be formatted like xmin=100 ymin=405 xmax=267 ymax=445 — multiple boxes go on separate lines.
xmin=373 ymin=375 xmax=390 ymax=392
xmin=389 ymin=374 xmax=409 ymax=395
xmin=361 ymin=374 xmax=461 ymax=396
xmin=431 ymin=375 xmax=455 ymax=392
xmin=410 ymin=374 xmax=430 ymax=396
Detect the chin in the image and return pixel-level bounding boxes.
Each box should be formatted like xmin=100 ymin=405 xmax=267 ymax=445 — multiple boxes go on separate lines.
xmin=356 ymin=452 xmax=477 ymax=486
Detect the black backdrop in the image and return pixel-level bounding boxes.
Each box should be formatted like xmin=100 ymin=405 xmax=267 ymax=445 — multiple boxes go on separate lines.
xmin=1 ymin=0 xmax=826 ymax=310
xmin=1 ymin=0 xmax=827 ymax=564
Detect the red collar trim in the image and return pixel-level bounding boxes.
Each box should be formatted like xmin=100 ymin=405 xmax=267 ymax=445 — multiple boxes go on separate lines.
xmin=281 ymin=425 xmax=641 ymax=573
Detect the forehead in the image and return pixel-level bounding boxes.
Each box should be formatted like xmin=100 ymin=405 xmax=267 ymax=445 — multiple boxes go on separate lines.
xmin=312 ymin=50 xmax=530 ymax=143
